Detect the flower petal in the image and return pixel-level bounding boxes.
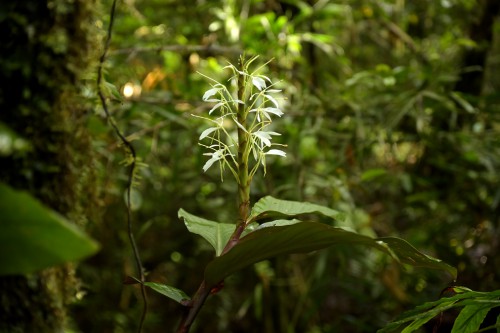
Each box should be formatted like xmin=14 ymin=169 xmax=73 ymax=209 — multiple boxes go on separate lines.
xmin=252 ymin=77 xmax=266 ymax=91
xmin=264 ymin=94 xmax=280 ymax=108
xmin=253 ymin=131 xmax=272 ymax=147
xmin=202 ymin=156 xmax=219 ymax=172
xmin=266 ymin=149 xmax=286 ymax=157
xmin=208 ymin=102 xmax=224 ymax=115
xmin=262 ymin=107 xmax=284 ymax=117
xmin=199 ymin=127 xmax=218 ymax=140
xmin=203 ymin=87 xmax=219 ymax=101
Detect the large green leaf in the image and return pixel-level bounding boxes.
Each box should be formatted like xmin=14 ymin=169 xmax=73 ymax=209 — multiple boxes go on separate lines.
xmin=178 ymin=209 xmax=235 ymax=256
xmin=204 ymin=221 xmax=455 ymax=286
xmin=0 ymin=183 xmax=99 ymax=276
xmin=248 ymin=196 xmax=345 ymax=223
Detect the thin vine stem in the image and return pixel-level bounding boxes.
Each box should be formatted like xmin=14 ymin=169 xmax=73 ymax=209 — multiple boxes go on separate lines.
xmin=96 ymin=0 xmax=148 ymax=332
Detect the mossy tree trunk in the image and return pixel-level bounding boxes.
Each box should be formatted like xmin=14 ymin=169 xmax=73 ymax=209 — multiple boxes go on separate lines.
xmin=0 ymin=1 xmax=100 ymax=332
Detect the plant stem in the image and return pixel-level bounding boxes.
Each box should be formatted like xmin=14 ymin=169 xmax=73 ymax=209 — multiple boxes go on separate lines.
xmin=236 ymin=56 xmax=251 ymax=225
xmin=176 ymin=281 xmax=210 ymax=333
xmin=222 ymin=57 xmax=252 ymax=255
xmin=177 ymin=57 xmax=253 ymax=333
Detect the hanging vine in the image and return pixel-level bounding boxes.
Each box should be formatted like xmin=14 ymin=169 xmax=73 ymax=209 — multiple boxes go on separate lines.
xmin=96 ymin=0 xmax=148 ymax=331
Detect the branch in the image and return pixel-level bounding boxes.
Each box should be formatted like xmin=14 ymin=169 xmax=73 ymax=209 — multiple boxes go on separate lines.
xmin=379 ymin=18 xmax=429 ymax=65
xmin=110 ymin=44 xmax=243 ymax=56
xmin=176 ymin=281 xmax=211 ymax=333
xmin=97 ymin=0 xmax=148 ymax=332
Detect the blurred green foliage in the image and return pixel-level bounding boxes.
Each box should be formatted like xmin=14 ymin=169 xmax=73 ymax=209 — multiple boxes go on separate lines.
xmin=73 ymin=0 xmax=500 ymax=332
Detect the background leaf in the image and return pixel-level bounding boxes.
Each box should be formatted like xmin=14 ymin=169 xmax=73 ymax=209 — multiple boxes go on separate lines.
xmin=0 ymin=183 xmax=99 ymax=275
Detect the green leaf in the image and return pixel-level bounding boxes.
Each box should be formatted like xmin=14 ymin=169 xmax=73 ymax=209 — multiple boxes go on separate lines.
xmin=378 ymin=298 xmax=460 ymax=333
xmin=178 ymin=209 xmax=235 ymax=256
xmin=378 ymin=290 xmax=500 ymax=333
xmin=361 ymin=168 xmax=387 ymax=182
xmin=0 ymin=183 xmax=99 ymax=276
xmin=378 ymin=237 xmax=457 ymax=278
xmin=144 ymin=282 xmax=191 ymax=305
xmin=248 ymin=196 xmax=345 ymax=223
xmin=204 ymin=222 xmax=455 ymax=286
xmin=102 ymin=81 xmax=122 ymax=101
xmin=451 ymin=304 xmax=491 ymax=333
xmin=399 ymin=308 xmax=446 ymax=333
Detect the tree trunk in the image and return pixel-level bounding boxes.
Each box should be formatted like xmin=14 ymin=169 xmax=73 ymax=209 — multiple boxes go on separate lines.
xmin=454 ymin=0 xmax=500 ymax=95
xmin=0 ymin=1 xmax=99 ymax=332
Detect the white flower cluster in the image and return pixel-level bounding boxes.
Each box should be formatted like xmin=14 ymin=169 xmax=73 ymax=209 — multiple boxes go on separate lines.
xmin=195 ymin=60 xmax=286 ymax=180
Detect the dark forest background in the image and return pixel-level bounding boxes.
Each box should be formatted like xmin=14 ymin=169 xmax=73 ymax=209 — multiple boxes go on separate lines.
xmin=1 ymin=0 xmax=499 ymax=332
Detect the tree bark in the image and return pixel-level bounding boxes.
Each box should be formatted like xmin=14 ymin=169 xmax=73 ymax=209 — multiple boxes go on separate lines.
xmin=0 ymin=1 xmax=99 ymax=332
xmin=454 ymin=0 xmax=500 ymax=95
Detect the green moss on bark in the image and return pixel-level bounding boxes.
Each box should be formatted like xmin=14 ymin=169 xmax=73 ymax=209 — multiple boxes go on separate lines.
xmin=0 ymin=0 xmax=101 ymax=331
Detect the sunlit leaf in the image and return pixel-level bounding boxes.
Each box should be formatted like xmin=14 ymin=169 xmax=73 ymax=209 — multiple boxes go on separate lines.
xmin=178 ymin=209 xmax=235 ymax=256
xmin=0 ymin=183 xmax=99 ymax=275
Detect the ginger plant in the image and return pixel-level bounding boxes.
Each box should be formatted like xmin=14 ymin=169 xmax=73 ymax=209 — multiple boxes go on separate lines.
xmin=195 ymin=56 xmax=286 ymax=254
xmin=133 ymin=56 xmax=455 ymax=333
